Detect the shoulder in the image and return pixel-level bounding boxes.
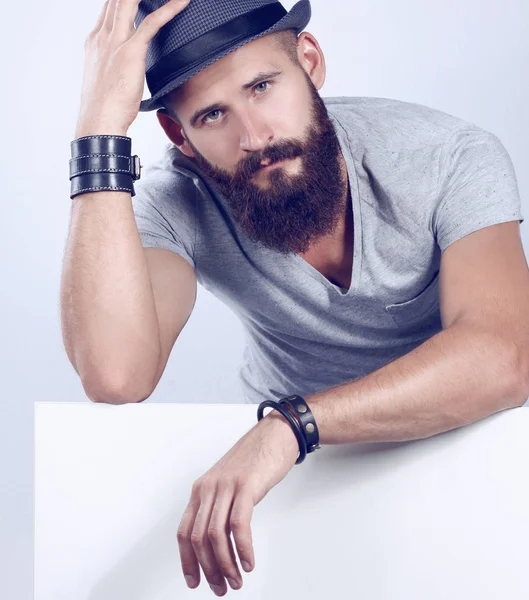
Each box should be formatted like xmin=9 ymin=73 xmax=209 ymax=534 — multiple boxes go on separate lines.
xmin=137 ymin=143 xmax=201 ymax=196
xmin=322 ymin=96 xmax=481 ymax=150
xmin=133 ymin=143 xmax=203 ymax=217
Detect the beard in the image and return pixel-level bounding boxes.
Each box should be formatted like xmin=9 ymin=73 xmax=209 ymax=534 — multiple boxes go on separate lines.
xmin=186 ymin=75 xmax=348 ymax=254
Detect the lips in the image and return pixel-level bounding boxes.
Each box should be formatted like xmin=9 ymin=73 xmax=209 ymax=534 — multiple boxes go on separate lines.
xmin=258 ymin=158 xmax=288 ymax=172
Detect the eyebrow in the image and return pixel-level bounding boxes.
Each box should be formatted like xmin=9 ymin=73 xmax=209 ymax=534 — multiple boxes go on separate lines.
xmin=189 ymin=69 xmax=284 ymax=127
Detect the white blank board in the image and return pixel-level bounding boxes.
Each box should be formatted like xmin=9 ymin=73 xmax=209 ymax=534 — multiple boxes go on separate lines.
xmin=35 ymin=402 xmax=529 ymax=599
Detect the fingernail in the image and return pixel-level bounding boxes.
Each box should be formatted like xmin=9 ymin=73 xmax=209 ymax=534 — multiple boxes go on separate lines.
xmin=185 ymin=574 xmax=196 ymax=587
xmin=210 ymin=583 xmax=224 ymax=595
xmin=227 ymin=577 xmax=239 ymax=589
xmin=242 ymin=560 xmax=251 ymax=571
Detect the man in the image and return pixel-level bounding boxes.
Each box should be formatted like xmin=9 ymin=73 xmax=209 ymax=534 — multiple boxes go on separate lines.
xmin=133 ymin=2 xmax=528 ymax=413
xmin=68 ymin=0 xmax=529 ymax=596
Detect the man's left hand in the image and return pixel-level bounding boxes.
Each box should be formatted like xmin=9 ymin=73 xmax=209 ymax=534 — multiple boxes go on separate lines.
xmin=177 ymin=411 xmax=300 ymax=596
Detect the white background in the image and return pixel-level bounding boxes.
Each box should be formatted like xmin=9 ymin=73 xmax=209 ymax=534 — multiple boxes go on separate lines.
xmin=1 ymin=0 xmax=528 ymax=597
xmin=34 ymin=404 xmax=529 ymax=599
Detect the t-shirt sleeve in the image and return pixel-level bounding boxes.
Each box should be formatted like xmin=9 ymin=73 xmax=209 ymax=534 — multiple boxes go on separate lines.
xmin=432 ymin=127 xmax=524 ymax=253
xmin=131 ymin=160 xmax=197 ymax=270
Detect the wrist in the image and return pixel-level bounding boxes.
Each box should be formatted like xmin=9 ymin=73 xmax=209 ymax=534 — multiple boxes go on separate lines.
xmin=74 ymin=124 xmax=129 ymax=139
xmin=261 ymin=409 xmax=300 ymax=454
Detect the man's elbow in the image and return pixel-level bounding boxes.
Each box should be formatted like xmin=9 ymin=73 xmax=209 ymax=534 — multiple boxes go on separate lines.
xmin=514 ymin=372 xmax=529 ymax=408
xmin=508 ymin=344 xmax=529 ymax=408
xmin=83 ymin=377 xmax=153 ymax=404
xmin=472 ymin=331 xmax=529 ymax=410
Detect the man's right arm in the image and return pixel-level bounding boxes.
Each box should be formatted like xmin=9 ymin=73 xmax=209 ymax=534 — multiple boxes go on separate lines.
xmin=60 ymin=188 xmax=197 ymax=404
xmin=63 ymin=0 xmax=196 ymax=403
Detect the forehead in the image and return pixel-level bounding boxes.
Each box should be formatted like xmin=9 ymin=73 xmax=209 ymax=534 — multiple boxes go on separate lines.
xmin=173 ymin=33 xmax=288 ymax=104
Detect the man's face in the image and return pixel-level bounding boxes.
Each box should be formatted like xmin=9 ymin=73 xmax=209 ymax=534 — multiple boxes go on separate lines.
xmin=170 ymin=33 xmax=347 ymax=254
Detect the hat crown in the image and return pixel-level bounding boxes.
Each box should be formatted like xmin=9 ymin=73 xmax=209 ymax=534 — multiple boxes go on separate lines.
xmin=136 ymin=0 xmax=284 ymax=71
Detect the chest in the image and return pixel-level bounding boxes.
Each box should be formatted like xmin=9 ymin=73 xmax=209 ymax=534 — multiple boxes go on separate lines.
xmin=297 ymin=205 xmax=355 ymax=291
xmin=298 ymin=240 xmax=354 ymax=291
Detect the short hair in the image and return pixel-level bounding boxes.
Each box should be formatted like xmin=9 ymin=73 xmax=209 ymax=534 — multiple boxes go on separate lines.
xmin=271 ymin=28 xmax=300 ymax=66
xmin=159 ymin=28 xmax=300 ymax=121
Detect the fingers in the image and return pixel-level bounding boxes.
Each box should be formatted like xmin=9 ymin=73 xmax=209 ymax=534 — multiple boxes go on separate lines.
xmin=133 ymin=0 xmax=191 ymax=46
xmin=100 ymin=0 xmax=140 ymax=42
xmin=178 ymin=479 xmax=255 ymax=596
xmin=192 ymin=488 xmax=229 ymax=594
xmin=208 ymin=485 xmax=243 ymax=589
xmin=91 ymin=1 xmax=110 ymax=35
xmin=93 ymin=0 xmax=190 ymax=46
xmin=229 ymin=487 xmax=255 ymax=573
xmin=101 ymin=0 xmax=118 ymax=33
xmin=112 ymin=0 xmax=142 ymax=40
xmin=180 ymin=482 xmax=228 ymax=595
xmin=177 ymin=499 xmax=202 ymax=588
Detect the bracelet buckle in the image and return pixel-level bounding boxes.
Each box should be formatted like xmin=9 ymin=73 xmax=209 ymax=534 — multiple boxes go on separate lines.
xmin=131 ymin=155 xmax=142 ymax=181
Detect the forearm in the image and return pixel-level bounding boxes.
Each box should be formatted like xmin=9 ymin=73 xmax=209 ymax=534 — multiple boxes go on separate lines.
xmin=60 ymin=189 xmax=161 ymax=402
xmin=304 ymin=322 xmax=528 ymax=445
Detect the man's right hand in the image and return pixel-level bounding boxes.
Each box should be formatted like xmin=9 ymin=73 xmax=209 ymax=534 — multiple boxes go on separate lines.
xmin=75 ymin=0 xmax=191 ymax=138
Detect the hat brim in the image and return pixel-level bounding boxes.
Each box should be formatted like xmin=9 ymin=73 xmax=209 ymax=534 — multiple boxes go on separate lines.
xmin=139 ymin=0 xmax=311 ymax=113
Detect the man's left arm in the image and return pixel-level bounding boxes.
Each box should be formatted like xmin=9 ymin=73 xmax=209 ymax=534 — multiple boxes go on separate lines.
xmin=296 ymin=221 xmax=529 ymax=445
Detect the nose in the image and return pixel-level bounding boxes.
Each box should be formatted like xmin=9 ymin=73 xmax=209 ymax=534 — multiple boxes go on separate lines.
xmin=237 ymin=107 xmax=274 ymax=153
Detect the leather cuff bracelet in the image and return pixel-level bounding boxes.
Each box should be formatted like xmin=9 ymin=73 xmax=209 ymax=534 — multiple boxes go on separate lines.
xmin=69 ymin=135 xmax=142 ymax=200
xmin=257 ymin=394 xmax=321 ymax=465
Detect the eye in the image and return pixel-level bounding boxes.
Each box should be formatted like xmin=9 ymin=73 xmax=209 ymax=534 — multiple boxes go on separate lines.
xmin=202 ymin=109 xmax=223 ymax=124
xmin=255 ymin=80 xmax=272 ymax=93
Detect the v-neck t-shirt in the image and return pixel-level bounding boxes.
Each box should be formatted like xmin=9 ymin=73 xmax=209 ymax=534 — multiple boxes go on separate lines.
xmin=132 ymin=96 xmax=524 ymax=404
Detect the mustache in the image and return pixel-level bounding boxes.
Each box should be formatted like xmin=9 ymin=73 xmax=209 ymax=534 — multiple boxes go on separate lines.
xmin=232 ymin=139 xmax=305 ymax=180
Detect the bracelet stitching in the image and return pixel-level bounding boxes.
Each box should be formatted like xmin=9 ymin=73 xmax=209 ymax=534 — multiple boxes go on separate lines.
xmin=72 ymin=168 xmax=134 ymax=175
xmin=72 ymin=185 xmax=133 ymax=193
xmin=70 ymin=154 xmax=132 ymax=159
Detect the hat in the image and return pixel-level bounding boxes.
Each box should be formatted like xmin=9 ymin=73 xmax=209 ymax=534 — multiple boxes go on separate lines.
xmin=136 ymin=0 xmax=311 ymax=112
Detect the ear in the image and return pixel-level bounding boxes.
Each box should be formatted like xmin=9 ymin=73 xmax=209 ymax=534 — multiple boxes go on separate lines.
xmin=295 ymin=31 xmax=326 ymax=90
xmin=156 ymin=110 xmax=197 ymax=158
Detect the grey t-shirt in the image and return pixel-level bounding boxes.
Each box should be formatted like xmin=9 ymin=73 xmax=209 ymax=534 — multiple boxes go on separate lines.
xmin=132 ymin=96 xmax=524 ymax=404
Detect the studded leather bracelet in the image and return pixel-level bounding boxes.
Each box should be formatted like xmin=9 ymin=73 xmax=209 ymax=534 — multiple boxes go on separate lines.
xmin=257 ymin=394 xmax=321 ymax=465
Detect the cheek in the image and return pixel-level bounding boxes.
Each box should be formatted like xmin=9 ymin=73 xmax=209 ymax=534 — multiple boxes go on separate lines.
xmin=264 ymin=85 xmax=312 ymax=139
xmin=194 ymin=133 xmax=239 ymax=169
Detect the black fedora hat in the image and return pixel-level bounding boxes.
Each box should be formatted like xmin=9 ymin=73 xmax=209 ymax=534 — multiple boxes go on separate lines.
xmin=136 ymin=0 xmax=311 ymax=113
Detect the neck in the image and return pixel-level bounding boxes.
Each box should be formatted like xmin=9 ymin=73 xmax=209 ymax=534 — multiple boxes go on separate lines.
xmin=331 ymin=150 xmax=351 ymax=236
